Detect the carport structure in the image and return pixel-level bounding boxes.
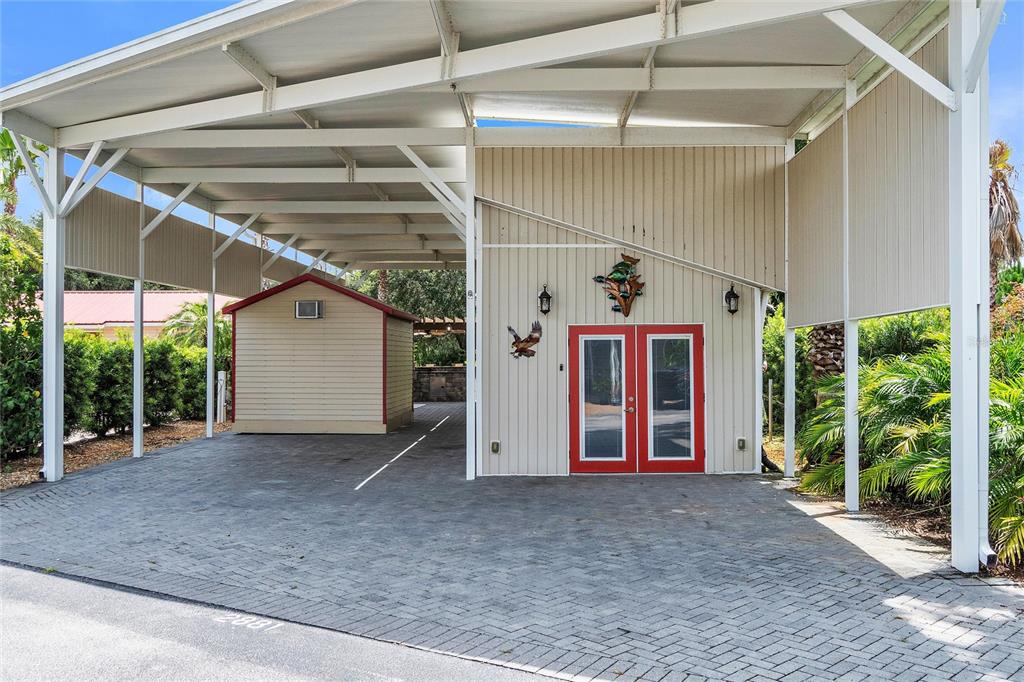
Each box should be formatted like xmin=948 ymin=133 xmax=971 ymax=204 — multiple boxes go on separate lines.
xmin=0 ymin=0 xmax=1002 ymax=572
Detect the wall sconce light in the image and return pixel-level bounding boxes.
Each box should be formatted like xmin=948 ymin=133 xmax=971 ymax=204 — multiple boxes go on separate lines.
xmin=724 ymin=284 xmax=740 ymax=315
xmin=538 ymin=284 xmax=552 ymax=315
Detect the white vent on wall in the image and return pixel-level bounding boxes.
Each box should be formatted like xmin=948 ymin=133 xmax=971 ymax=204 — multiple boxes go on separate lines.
xmin=295 ymin=300 xmax=324 ymax=319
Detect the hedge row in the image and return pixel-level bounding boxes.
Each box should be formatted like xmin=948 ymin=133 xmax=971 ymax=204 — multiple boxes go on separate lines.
xmin=1 ymin=331 xmax=229 ymax=460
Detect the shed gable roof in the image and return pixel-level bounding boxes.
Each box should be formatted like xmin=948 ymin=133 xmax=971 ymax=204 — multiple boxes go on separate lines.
xmin=222 ymin=273 xmax=418 ymax=322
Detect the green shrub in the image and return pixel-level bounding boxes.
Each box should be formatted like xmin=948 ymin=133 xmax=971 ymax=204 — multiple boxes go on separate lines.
xmin=798 ymin=325 xmax=1024 ymax=566
xmin=414 ymin=335 xmax=465 ymax=366
xmin=63 ymin=331 xmax=98 ymax=436
xmin=995 ymin=263 xmax=1023 ymax=307
xmin=144 ymin=338 xmax=181 ymax=426
xmin=176 ymin=346 xmax=207 ymax=420
xmin=761 ymin=302 xmax=814 ymax=433
xmin=858 ymin=309 xmax=948 ymax=362
xmin=87 ymin=337 xmax=133 ymax=435
xmin=0 ymin=232 xmax=43 ymax=459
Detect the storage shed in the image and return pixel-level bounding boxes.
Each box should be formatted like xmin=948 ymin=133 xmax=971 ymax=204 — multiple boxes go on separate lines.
xmin=223 ymin=274 xmax=417 ymax=434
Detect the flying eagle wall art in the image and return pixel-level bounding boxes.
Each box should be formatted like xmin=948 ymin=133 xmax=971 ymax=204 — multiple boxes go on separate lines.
xmin=508 ymin=321 xmax=543 ymax=358
xmin=594 ymin=253 xmax=645 ymax=316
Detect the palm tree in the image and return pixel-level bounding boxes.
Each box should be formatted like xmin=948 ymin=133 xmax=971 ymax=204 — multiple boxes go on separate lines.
xmin=162 ymin=300 xmax=232 ymax=358
xmin=989 ymin=140 xmax=1022 ymax=310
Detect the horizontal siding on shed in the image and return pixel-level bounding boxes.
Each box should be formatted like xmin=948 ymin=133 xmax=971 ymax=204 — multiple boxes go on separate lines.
xmin=386 ymin=316 xmax=414 ymax=429
xmin=234 ymin=281 xmax=384 ymax=424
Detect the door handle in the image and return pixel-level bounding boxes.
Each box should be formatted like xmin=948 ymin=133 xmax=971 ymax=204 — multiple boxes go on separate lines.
xmin=624 ymin=407 xmax=636 ymax=413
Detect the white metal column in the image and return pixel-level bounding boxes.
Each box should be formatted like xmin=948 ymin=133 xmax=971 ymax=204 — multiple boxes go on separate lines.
xmin=133 ymin=183 xmax=145 ymax=457
xmin=842 ymin=78 xmax=859 ymax=512
xmin=948 ymin=0 xmax=988 ymax=572
xmin=206 ymin=212 xmax=216 ymax=437
xmin=783 ymin=328 xmax=796 ymax=477
xmin=753 ymin=289 xmax=766 ymax=473
xmin=464 ymin=128 xmax=477 ymax=480
xmin=41 ymin=148 xmax=66 ymax=482
xmin=474 ymin=202 xmax=484 ymax=474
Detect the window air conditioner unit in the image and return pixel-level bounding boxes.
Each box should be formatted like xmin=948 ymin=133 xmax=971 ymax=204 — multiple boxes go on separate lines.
xmin=295 ymin=300 xmax=324 ymax=319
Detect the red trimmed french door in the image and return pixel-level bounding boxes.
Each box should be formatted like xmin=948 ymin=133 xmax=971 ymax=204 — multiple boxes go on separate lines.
xmin=569 ymin=324 xmax=705 ymax=474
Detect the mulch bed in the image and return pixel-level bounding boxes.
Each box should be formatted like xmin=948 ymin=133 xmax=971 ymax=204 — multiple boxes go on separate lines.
xmin=1 ymin=420 xmax=231 ymax=492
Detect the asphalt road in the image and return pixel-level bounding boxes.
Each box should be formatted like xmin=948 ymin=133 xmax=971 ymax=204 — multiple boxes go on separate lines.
xmin=0 ymin=565 xmax=541 ymax=682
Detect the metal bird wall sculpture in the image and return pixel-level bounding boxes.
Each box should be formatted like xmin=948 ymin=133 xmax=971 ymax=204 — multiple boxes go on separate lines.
xmin=593 ymin=253 xmax=645 ymax=316
xmin=508 ymin=321 xmax=543 ymax=358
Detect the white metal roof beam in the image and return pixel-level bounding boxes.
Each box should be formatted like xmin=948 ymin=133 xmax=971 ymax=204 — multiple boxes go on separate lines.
xmin=347 ymin=261 xmax=464 ymax=271
xmin=299 ymin=239 xmax=464 ymax=250
xmin=427 ymin=65 xmax=848 ymax=92
xmin=212 ymin=200 xmax=444 ymax=214
xmin=258 ymin=223 xmax=456 ymax=236
xmin=112 ymin=126 xmax=786 ymax=149
xmin=59 ymin=140 xmax=104 ymax=213
xmin=327 ymin=251 xmax=457 ymax=262
xmin=429 ymin=0 xmax=473 ymax=126
xmin=824 ymin=10 xmax=956 ymax=110
xmin=56 ymin=0 xmax=878 ymax=145
xmin=261 ymin=234 xmax=300 ymax=272
xmin=140 ymin=167 xmax=465 ymax=183
xmin=213 ymin=213 xmax=261 ymax=259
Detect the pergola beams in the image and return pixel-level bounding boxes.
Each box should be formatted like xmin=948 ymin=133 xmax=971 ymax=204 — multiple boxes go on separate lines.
xmin=212 ymin=200 xmax=444 ymax=214
xmin=55 ymin=0 xmax=877 ymax=146
xmin=258 ymin=223 xmax=456 ymax=236
xmin=140 ymin=166 xmax=464 ymax=184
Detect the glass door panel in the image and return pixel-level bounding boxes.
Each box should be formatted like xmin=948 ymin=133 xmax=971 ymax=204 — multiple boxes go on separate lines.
xmin=569 ymin=326 xmax=637 ymax=473
xmin=637 ymin=325 xmax=705 ymax=473
xmin=581 ymin=337 xmax=626 ymax=460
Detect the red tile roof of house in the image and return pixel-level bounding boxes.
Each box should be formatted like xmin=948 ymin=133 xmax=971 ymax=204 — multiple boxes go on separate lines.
xmin=39 ymin=291 xmax=235 ymax=326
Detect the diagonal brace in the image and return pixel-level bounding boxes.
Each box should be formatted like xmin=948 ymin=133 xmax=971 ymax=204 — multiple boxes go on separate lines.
xmin=262 ymin=234 xmax=299 ymax=272
xmin=10 ymin=133 xmax=53 ymax=217
xmin=141 ymin=181 xmax=199 ymax=240
xmin=59 ymin=148 xmax=130 ymax=217
xmin=214 ymin=213 xmax=261 ymax=259
xmin=824 ymin=10 xmax=955 ymax=110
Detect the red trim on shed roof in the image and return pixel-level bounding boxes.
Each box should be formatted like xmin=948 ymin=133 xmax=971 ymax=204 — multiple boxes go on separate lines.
xmin=222 ymin=274 xmax=418 ymax=322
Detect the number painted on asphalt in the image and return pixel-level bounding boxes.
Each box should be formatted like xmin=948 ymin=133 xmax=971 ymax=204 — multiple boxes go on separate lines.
xmin=213 ymin=613 xmax=284 ymax=632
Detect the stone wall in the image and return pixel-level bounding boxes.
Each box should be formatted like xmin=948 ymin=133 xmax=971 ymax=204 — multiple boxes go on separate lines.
xmin=414 ymin=366 xmax=466 ymax=402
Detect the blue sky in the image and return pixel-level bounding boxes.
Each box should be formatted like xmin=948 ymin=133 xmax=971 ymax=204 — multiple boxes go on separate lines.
xmin=3 ymin=0 xmax=1022 ymax=231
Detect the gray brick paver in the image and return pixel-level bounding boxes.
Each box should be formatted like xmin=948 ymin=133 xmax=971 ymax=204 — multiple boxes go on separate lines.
xmin=2 ymin=402 xmax=1021 ymax=681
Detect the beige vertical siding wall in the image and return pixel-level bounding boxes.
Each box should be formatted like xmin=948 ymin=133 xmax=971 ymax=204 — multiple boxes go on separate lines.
xmin=787 ymin=30 xmax=950 ymax=328
xmin=233 ymin=281 xmax=385 ymax=432
xmin=787 ymin=120 xmax=844 ymax=328
xmin=65 ymin=187 xmax=306 ymax=297
xmin=386 ymin=316 xmax=414 ymax=430
xmin=478 ymin=146 xmax=784 ymax=475
xmin=848 ymin=29 xmax=949 ymax=319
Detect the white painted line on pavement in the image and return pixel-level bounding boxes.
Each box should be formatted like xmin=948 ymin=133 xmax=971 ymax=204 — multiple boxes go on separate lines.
xmin=354 ymin=436 xmax=427 ymax=491
xmin=430 ymin=415 xmax=450 ymax=432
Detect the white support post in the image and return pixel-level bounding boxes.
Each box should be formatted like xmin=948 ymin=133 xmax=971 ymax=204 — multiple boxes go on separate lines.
xmin=133 ymin=182 xmax=145 ymax=458
xmin=474 ymin=202 xmax=484 ymax=472
xmin=753 ymin=289 xmax=767 ymax=473
xmin=783 ymin=328 xmax=796 ymax=478
xmin=842 ymin=78 xmax=858 ymax=512
xmin=41 ymin=148 xmax=66 ymax=482
xmin=206 ymin=212 xmax=216 ymax=439
xmin=464 ymin=128 xmax=477 ymax=481
xmin=948 ymin=0 xmax=987 ymax=572
xmin=844 ymin=320 xmax=859 ymax=510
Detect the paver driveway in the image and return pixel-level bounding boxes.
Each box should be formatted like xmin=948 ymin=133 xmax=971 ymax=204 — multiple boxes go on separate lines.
xmin=3 ymin=403 xmax=1022 ymax=681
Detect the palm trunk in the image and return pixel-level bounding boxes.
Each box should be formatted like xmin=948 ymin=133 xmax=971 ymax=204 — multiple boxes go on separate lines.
xmin=3 ymin=174 xmax=16 ymax=215
xmin=377 ymin=270 xmax=389 ymax=303
xmin=806 ymin=323 xmax=845 ymax=402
